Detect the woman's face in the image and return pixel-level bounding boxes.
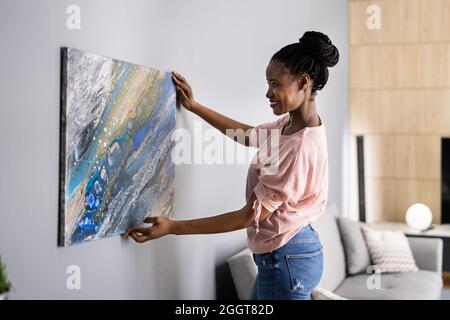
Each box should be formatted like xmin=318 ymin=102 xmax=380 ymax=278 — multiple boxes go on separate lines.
xmin=265 ymin=60 xmax=309 ymax=115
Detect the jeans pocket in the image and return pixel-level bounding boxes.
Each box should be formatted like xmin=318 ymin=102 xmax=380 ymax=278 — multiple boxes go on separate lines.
xmin=285 ymin=248 xmax=323 ymax=294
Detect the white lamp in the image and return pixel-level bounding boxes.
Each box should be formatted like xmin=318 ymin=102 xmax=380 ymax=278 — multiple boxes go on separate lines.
xmin=405 ymin=203 xmax=433 ymax=231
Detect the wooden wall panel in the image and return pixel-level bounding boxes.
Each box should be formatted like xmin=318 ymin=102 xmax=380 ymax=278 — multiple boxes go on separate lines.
xmin=351 ymin=89 xmax=450 ymax=135
xmin=351 ymin=0 xmax=450 ymax=42
xmin=350 ymin=45 xmax=401 ymax=88
xmin=351 ymin=44 xmax=450 ymax=89
xmin=418 ymin=0 xmax=450 ymax=41
xmin=365 ymin=179 xmax=440 ymax=223
xmin=349 ymin=0 xmax=449 ymax=223
xmin=363 ymin=135 xmax=440 ymax=179
xmin=350 ymin=0 xmax=421 ymax=44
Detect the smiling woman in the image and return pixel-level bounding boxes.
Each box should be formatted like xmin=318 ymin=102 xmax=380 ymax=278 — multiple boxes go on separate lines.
xmin=125 ymin=30 xmax=339 ymax=301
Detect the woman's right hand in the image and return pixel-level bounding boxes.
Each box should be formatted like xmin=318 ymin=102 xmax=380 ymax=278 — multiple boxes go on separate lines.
xmin=172 ymin=71 xmax=198 ymax=112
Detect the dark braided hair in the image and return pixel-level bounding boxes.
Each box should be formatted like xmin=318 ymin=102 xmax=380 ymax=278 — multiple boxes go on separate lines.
xmin=271 ymin=31 xmax=339 ymax=94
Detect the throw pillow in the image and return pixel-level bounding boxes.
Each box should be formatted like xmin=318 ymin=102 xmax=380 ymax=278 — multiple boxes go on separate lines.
xmin=361 ymin=225 xmax=419 ymax=273
xmin=337 ymin=217 xmax=371 ymax=275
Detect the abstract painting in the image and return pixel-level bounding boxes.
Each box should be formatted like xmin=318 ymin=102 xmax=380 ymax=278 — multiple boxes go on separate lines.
xmin=59 ymin=47 xmax=176 ymax=246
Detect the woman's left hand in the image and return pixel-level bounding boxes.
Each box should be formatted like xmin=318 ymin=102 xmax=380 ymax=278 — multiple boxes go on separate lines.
xmin=124 ymin=216 xmax=174 ymax=243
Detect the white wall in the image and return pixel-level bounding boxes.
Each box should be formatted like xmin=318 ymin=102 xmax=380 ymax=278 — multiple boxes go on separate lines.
xmin=0 ymin=0 xmax=348 ymax=299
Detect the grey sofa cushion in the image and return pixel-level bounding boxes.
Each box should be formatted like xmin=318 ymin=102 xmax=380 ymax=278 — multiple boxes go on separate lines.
xmin=337 ymin=217 xmax=371 ymax=275
xmin=227 ymin=248 xmax=257 ymax=300
xmin=311 ymin=204 xmax=347 ymax=292
xmin=408 ymin=237 xmax=443 ymax=274
xmin=334 ymin=270 xmax=443 ymax=300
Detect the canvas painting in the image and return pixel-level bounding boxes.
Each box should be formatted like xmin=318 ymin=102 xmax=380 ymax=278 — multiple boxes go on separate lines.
xmin=59 ymin=47 xmax=176 ymax=246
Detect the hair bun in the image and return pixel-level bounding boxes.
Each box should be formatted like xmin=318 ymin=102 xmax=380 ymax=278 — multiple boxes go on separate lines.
xmin=300 ymin=31 xmax=332 ymax=45
xmin=298 ymin=31 xmax=339 ymax=68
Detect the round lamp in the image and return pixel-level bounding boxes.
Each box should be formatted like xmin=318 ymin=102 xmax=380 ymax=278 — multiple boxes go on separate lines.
xmin=405 ymin=203 xmax=433 ymax=231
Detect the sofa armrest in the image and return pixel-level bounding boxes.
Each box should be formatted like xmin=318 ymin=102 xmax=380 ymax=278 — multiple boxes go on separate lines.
xmin=407 ymin=236 xmax=443 ymax=274
xmin=226 ymin=248 xmax=257 ymax=300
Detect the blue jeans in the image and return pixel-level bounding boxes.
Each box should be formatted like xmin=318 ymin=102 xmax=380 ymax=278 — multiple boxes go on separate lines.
xmin=250 ymin=224 xmax=323 ymax=300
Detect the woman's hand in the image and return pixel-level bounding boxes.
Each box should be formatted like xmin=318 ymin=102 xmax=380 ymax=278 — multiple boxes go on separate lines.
xmin=172 ymin=71 xmax=198 ymax=112
xmin=124 ymin=216 xmax=173 ymax=243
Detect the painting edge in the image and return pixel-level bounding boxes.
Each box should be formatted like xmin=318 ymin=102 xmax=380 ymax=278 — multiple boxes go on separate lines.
xmin=58 ymin=47 xmax=68 ymax=247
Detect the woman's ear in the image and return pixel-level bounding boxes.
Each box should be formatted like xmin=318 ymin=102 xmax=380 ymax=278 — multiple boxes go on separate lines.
xmin=297 ymin=74 xmax=310 ymax=90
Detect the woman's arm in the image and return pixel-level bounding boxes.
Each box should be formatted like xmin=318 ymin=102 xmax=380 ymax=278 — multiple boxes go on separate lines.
xmin=171 ymin=189 xmax=264 ymax=235
xmin=124 ymin=191 xmax=272 ymax=243
xmin=191 ymin=103 xmax=254 ymax=147
xmin=172 ymin=71 xmax=254 ymax=147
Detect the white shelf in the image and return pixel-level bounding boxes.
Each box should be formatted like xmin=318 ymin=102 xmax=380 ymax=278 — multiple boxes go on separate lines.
xmin=372 ymin=222 xmax=450 ymax=238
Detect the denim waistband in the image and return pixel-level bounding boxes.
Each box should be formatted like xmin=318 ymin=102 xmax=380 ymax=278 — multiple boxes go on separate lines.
xmin=254 ymin=224 xmax=322 ymax=257
xmin=285 ymin=224 xmax=320 ymax=244
xmin=253 ymin=224 xmax=321 ymax=256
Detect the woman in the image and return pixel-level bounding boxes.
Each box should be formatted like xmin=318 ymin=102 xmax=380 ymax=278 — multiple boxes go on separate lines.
xmin=125 ymin=31 xmax=339 ymax=300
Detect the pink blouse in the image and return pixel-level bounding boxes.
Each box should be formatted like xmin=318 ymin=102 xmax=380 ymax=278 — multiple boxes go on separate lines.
xmin=245 ymin=114 xmax=329 ymax=254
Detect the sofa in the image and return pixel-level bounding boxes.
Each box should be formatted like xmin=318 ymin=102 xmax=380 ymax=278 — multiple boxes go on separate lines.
xmin=227 ymin=204 xmax=444 ymax=300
